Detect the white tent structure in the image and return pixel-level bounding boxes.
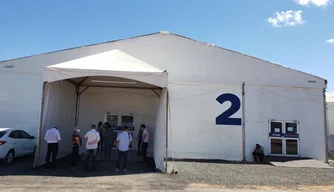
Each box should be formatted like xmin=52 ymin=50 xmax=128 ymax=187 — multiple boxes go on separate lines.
xmin=0 ymin=32 xmax=329 ymax=171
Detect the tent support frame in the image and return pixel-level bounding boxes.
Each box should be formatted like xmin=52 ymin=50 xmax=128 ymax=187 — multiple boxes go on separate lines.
xmin=165 ymin=89 xmax=169 ymax=173
xmin=323 ymin=88 xmax=329 ymax=163
xmin=33 ymin=82 xmax=47 ymax=168
xmin=242 ymin=82 xmax=246 ymax=161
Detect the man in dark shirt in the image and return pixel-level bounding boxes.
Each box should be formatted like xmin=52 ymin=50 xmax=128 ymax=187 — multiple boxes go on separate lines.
xmin=252 ymin=144 xmax=264 ymax=162
xmin=137 ymin=125 xmax=144 ymax=154
xmin=104 ymin=124 xmax=114 ymax=160
xmin=69 ymin=127 xmax=82 ymax=170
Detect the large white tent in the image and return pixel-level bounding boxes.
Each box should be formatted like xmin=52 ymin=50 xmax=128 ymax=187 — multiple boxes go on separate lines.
xmin=0 ymin=32 xmax=329 ymax=171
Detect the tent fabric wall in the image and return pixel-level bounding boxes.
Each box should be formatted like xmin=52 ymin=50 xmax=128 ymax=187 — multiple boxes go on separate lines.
xmin=327 ymin=97 xmax=334 ymax=134
xmin=77 ymin=87 xmax=160 ymax=155
xmin=245 ymin=85 xmax=326 ymax=161
xmin=154 ymin=88 xmax=167 ymax=171
xmin=34 ymin=80 xmax=77 ymax=167
xmin=0 ymin=73 xmax=42 ymax=136
xmin=168 ymin=83 xmax=243 ymax=161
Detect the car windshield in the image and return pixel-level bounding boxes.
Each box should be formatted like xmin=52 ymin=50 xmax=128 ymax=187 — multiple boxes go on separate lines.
xmin=0 ymin=131 xmax=8 ymax=138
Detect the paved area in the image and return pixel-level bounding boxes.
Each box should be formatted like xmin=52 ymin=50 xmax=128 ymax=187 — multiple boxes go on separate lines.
xmin=269 ymin=159 xmax=332 ymax=168
xmin=265 ymin=156 xmax=332 ymax=168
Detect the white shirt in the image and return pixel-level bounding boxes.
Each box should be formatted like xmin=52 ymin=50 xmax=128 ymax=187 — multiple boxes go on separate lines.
xmin=44 ymin=128 xmax=61 ymax=143
xmin=142 ymin=128 xmax=149 ymax=143
xmin=85 ymin=129 xmax=100 ymax=150
xmin=117 ymin=131 xmax=132 ymax=151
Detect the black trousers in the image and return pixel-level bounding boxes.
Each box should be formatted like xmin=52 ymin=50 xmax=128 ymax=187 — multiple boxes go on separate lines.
xmin=252 ymin=152 xmax=264 ymax=162
xmin=70 ymin=147 xmax=79 ymax=167
xmin=116 ymin=150 xmax=128 ymax=169
xmin=85 ymin=149 xmax=97 ymax=171
xmin=98 ymin=139 xmax=104 ymax=151
xmin=137 ymin=140 xmax=142 ymax=154
xmin=45 ymin=143 xmax=58 ymax=167
xmin=104 ymin=144 xmax=113 ymax=160
xmin=141 ymin=142 xmax=148 ymax=163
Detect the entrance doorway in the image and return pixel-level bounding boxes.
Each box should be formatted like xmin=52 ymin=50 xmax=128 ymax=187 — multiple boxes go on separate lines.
xmin=269 ymin=120 xmax=299 ymax=157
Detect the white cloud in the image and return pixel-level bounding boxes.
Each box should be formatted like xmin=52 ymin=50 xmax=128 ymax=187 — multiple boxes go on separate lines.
xmin=294 ymin=0 xmax=331 ymax=7
xmin=267 ymin=10 xmax=305 ymax=27
xmin=325 ymin=39 xmax=334 ymax=43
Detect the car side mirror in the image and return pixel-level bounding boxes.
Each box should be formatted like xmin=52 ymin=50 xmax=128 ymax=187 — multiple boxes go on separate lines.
xmin=31 ymin=136 xmax=35 ymax=139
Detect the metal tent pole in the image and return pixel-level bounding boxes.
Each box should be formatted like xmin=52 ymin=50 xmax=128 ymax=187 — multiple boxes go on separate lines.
xmin=242 ymin=82 xmax=246 ymax=161
xmin=165 ymin=89 xmax=169 ymax=173
xmin=33 ymin=82 xmax=47 ymax=168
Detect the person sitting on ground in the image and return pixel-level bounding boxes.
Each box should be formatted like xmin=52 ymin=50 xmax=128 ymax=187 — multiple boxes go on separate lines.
xmin=252 ymin=143 xmax=264 ymax=162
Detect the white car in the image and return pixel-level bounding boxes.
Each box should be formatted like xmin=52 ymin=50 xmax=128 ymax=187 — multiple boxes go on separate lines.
xmin=0 ymin=128 xmax=36 ymax=164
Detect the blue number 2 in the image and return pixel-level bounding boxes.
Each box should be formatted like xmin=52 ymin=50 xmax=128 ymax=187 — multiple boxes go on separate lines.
xmin=216 ymin=93 xmax=242 ymax=126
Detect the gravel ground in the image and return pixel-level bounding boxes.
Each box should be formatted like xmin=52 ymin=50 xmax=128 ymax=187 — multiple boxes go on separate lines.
xmin=1 ymin=157 xmax=334 ymax=191
xmin=169 ymin=161 xmax=334 ymax=187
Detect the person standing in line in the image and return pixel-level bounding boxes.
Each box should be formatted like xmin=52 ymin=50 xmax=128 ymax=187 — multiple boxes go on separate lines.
xmin=104 ymin=123 xmax=114 ymax=160
xmin=44 ymin=125 xmax=61 ymax=168
xmin=69 ymin=126 xmax=82 ymax=170
xmin=85 ymin=124 xmax=100 ymax=172
xmin=115 ymin=126 xmax=132 ymax=172
xmin=97 ymin=121 xmax=105 ymax=152
xmin=137 ymin=125 xmax=144 ymax=154
xmin=141 ymin=124 xmax=149 ymax=164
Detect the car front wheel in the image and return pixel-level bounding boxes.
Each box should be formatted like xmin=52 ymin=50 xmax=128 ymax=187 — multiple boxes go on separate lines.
xmin=5 ymin=150 xmax=15 ymax=164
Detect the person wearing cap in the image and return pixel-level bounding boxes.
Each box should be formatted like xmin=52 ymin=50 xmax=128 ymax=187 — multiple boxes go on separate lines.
xmin=69 ymin=127 xmax=82 ymax=170
xmin=44 ymin=125 xmax=61 ymax=168
xmin=115 ymin=126 xmax=132 ymax=172
xmin=252 ymin=143 xmax=264 ymax=162
xmin=141 ymin=124 xmax=149 ymax=164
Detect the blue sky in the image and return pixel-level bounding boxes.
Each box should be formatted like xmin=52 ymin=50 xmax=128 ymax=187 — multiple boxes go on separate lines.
xmin=0 ymin=0 xmax=333 ymax=92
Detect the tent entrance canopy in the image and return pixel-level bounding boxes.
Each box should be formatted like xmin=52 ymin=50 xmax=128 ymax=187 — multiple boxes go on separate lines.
xmin=43 ymin=49 xmax=168 ymax=87
xmin=34 ymin=49 xmax=169 ymax=172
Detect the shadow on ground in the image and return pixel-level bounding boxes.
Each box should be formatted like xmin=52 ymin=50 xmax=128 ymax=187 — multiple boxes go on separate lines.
xmin=264 ymin=156 xmax=312 ymax=162
xmin=0 ymin=154 xmax=156 ymax=177
xmin=168 ymin=158 xmax=269 ymax=165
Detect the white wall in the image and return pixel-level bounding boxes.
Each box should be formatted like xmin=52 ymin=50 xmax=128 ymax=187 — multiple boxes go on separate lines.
xmin=327 ymin=97 xmax=334 ymax=134
xmin=168 ymin=83 xmax=243 ymax=160
xmin=78 ymin=87 xmax=160 ymax=153
xmin=245 ymin=86 xmax=326 ymax=161
xmin=0 ymin=73 xmax=43 ymax=136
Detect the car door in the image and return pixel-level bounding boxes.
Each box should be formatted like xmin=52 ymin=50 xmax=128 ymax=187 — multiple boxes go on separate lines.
xmin=8 ymin=130 xmax=24 ymax=157
xmin=18 ymin=130 xmax=35 ymax=155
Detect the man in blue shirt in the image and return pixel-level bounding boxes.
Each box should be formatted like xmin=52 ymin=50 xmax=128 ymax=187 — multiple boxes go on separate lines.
xmin=115 ymin=126 xmax=132 ymax=172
